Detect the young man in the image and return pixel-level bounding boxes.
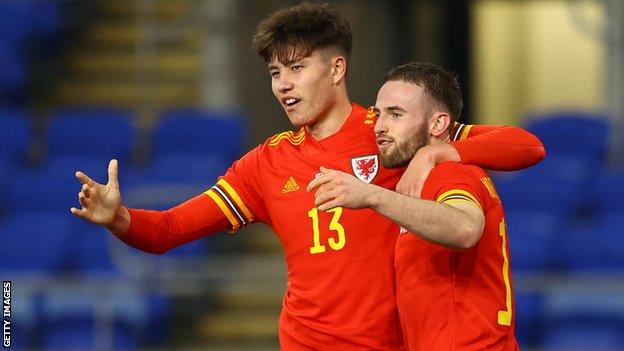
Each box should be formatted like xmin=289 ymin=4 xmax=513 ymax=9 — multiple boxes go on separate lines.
xmin=72 ymin=4 xmax=540 ymax=350
xmin=309 ymin=62 xmax=520 ymax=350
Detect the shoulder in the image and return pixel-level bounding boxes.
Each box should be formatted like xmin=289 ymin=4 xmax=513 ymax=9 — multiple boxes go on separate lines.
xmin=423 ymin=162 xmax=492 ymax=209
xmin=430 ymin=162 xmax=486 ymax=179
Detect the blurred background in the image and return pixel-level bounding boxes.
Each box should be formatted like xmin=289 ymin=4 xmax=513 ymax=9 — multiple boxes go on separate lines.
xmin=0 ymin=0 xmax=622 ymax=350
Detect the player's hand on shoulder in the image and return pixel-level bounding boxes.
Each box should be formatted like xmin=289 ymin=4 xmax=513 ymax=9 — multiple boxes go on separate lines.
xmin=70 ymin=159 xmax=122 ymax=226
xmin=396 ymin=147 xmax=434 ymax=198
xmin=307 ymin=166 xmax=373 ymax=211
xmin=397 ymin=143 xmax=460 ymax=198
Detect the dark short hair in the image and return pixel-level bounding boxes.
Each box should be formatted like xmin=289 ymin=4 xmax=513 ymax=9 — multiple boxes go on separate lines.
xmin=252 ymin=2 xmax=353 ymax=63
xmin=384 ymin=62 xmax=463 ymax=123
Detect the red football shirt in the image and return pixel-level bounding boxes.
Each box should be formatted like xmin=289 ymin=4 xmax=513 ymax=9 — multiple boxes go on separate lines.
xmin=205 ymin=104 xmax=406 ymax=350
xmin=395 ymin=162 xmax=520 ymax=351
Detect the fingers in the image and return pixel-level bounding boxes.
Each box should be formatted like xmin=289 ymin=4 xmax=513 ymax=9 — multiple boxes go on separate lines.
xmin=307 ymin=167 xmax=338 ymax=191
xmin=307 ymin=174 xmax=331 ymax=192
xmin=318 ymin=199 xmax=341 ymax=211
xmin=396 ymin=181 xmax=423 ymax=198
xmin=82 ymin=183 xmax=91 ymax=198
xmin=78 ymin=191 xmax=89 ymax=208
xmin=107 ymin=159 xmax=119 ymax=188
xmin=75 ymin=171 xmax=95 ymax=186
xmin=411 ymin=183 xmax=423 ymax=198
xmin=70 ymin=206 xmax=87 ymax=218
xmin=314 ymin=188 xmax=339 ymax=207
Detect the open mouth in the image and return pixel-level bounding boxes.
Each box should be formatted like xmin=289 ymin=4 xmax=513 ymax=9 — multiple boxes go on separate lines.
xmin=376 ymin=138 xmax=394 ymax=150
xmin=282 ymin=97 xmax=301 ymax=110
xmin=376 ymin=138 xmax=393 ymax=146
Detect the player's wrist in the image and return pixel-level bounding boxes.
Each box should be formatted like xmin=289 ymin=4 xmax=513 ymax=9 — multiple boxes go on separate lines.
xmin=106 ymin=205 xmax=131 ymax=237
xmin=428 ymin=143 xmax=461 ymax=164
xmin=365 ymin=185 xmax=385 ymax=210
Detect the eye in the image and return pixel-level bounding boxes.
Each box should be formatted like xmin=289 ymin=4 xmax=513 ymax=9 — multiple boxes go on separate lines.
xmin=391 ymin=113 xmax=401 ymax=118
xmin=269 ymin=70 xmax=279 ymax=78
xmin=292 ymin=64 xmax=303 ymax=71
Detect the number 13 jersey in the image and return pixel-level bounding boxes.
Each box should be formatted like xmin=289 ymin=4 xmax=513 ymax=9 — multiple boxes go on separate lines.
xmin=205 ymin=104 xmax=406 ymax=350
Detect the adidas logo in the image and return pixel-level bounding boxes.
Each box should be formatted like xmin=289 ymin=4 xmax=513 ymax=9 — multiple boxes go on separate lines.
xmin=282 ymin=176 xmax=300 ymax=194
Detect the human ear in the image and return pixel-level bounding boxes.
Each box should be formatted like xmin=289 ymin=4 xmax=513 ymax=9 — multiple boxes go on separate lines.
xmin=331 ymin=56 xmax=347 ymax=84
xmin=429 ymin=112 xmax=451 ymax=137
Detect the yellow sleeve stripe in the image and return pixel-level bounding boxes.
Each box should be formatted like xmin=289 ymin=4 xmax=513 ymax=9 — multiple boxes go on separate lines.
xmin=459 ymin=124 xmax=473 ymax=140
xmin=451 ymin=123 xmax=474 ymax=141
xmin=437 ymin=189 xmax=482 ymax=210
xmin=205 ymin=189 xmax=241 ymax=231
xmin=441 ymin=198 xmax=482 ymax=210
xmin=216 ymin=179 xmax=254 ymax=221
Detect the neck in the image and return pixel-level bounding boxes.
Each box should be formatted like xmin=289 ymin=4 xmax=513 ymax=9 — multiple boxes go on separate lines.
xmin=305 ymin=91 xmax=353 ymax=140
xmin=429 ymin=131 xmax=451 ymax=145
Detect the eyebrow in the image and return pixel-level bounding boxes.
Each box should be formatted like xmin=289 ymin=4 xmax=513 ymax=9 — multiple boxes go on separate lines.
xmin=268 ymin=58 xmax=305 ymax=70
xmin=385 ymin=106 xmax=407 ymax=113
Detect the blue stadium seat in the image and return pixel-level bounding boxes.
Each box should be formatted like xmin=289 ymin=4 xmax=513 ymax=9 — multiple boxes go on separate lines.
xmin=0 ymin=44 xmax=28 ymax=96
xmin=0 ymin=213 xmax=72 ymax=274
xmin=543 ymin=319 xmax=624 ymax=351
xmin=0 ymin=159 xmax=13 ymax=213
xmin=514 ymin=291 xmax=544 ymax=349
xmin=122 ymin=178 xmax=208 ymax=212
xmin=153 ymin=108 xmax=246 ymax=164
xmin=47 ymin=107 xmax=135 ymax=163
xmin=543 ymin=290 xmax=624 ymax=351
xmin=0 ymin=1 xmax=62 ymax=97
xmin=494 ymin=154 xmax=594 ymax=217
xmin=70 ymin=222 xmax=120 ymax=274
xmin=40 ymin=285 xmax=169 ymax=350
xmin=0 ymin=107 xmax=30 ymax=164
xmin=6 ymin=155 xmax=116 ymax=217
xmin=592 ymin=166 xmax=624 ymax=214
xmin=143 ymin=153 xmax=228 ymax=183
xmin=559 ymin=211 xmax=624 ymax=271
xmin=525 ymin=112 xmax=609 ymax=160
xmin=8 ymin=284 xmax=38 ymax=349
xmin=0 ymin=1 xmax=35 ymax=47
xmin=47 ymin=154 xmax=112 ymax=180
xmin=42 ymin=320 xmax=136 ymax=351
xmin=29 ymin=2 xmax=62 ymax=39
xmin=7 ymin=166 xmax=79 ymax=215
xmin=506 ymin=210 xmax=558 ymax=272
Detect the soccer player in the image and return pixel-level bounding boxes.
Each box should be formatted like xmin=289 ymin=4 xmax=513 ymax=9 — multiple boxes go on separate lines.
xmin=309 ymin=62 xmax=520 ymax=350
xmin=71 ymin=4 xmax=541 ymax=350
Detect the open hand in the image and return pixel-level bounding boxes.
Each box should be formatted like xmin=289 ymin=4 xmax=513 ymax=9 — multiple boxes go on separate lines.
xmin=70 ymin=159 xmax=122 ymax=226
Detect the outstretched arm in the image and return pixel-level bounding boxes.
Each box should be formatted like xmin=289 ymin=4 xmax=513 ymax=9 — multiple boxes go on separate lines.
xmin=451 ymin=124 xmax=546 ymax=171
xmin=71 ymin=159 xmax=230 ymax=254
xmin=396 ymin=124 xmax=546 ymax=197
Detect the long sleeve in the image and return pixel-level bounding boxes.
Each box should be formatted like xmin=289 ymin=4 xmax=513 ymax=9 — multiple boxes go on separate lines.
xmin=119 ymin=194 xmax=230 ymax=255
xmin=451 ymin=124 xmax=546 ymax=171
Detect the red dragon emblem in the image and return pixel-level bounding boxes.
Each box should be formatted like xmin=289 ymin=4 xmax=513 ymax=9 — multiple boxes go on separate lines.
xmin=351 ymin=155 xmax=379 ymax=183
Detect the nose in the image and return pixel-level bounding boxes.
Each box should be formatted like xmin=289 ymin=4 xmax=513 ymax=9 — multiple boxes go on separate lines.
xmin=374 ymin=115 xmax=388 ymax=136
xmin=277 ymin=73 xmax=294 ymax=94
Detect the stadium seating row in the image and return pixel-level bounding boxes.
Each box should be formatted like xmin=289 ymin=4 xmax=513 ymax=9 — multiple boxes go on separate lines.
xmin=0 ymin=106 xmax=246 ymax=166
xmin=9 ymin=278 xmax=170 ymax=350
xmin=0 ymin=1 xmax=63 ymax=98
